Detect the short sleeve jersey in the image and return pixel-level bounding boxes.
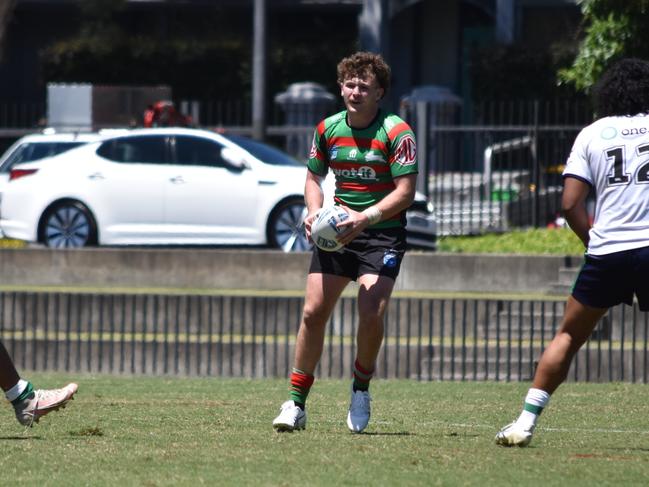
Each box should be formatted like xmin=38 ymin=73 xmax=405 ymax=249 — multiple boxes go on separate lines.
xmin=307 ymin=109 xmax=418 ymax=229
xmin=563 ymin=113 xmax=649 ymax=255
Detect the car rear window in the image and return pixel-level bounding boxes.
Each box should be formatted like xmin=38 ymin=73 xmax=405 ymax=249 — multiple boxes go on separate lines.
xmin=0 ymin=141 xmax=85 ymax=173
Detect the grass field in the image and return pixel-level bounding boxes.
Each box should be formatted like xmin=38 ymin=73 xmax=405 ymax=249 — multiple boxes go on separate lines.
xmin=1 ymin=374 xmax=648 ymax=486
xmin=436 ymin=227 xmax=584 ymax=255
xmin=1 ymin=227 xmax=584 ymax=255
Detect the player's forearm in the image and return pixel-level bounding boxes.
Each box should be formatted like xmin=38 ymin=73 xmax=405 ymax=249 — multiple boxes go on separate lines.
xmin=563 ymin=204 xmax=590 ymax=248
xmin=369 ymin=175 xmax=417 ymax=223
xmin=561 ymin=177 xmax=591 ymax=248
xmin=304 ymin=176 xmax=324 ymax=214
xmin=374 ymin=188 xmax=414 ymax=220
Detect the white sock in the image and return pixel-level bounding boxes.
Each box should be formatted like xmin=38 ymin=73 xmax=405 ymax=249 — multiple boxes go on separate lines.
xmin=515 ymin=388 xmax=550 ymax=430
xmin=5 ymin=379 xmax=28 ymax=402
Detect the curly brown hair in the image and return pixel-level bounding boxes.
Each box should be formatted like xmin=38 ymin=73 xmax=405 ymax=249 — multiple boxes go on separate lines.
xmin=593 ymin=58 xmax=649 ymax=118
xmin=336 ymin=52 xmax=391 ymax=94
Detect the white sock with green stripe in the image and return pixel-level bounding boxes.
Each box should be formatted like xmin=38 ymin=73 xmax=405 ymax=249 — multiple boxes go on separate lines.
xmin=5 ymin=379 xmax=29 ymax=402
xmin=515 ymin=388 xmax=550 ymax=430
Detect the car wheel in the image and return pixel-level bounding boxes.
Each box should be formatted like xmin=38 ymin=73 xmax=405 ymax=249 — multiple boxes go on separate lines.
xmin=40 ymin=201 xmax=98 ymax=248
xmin=267 ymin=198 xmax=311 ymax=252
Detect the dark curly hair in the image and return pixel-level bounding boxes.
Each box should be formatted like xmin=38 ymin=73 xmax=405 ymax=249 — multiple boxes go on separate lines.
xmin=593 ymin=58 xmax=649 ymax=118
xmin=336 ymin=51 xmax=391 ymax=95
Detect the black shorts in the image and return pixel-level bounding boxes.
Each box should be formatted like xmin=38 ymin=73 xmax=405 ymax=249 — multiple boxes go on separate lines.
xmin=309 ymin=227 xmax=407 ymax=281
xmin=572 ymin=245 xmax=649 ymax=311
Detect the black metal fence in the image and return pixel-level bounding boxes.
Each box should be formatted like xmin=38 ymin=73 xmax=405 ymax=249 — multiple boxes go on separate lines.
xmin=0 ymin=101 xmax=46 ymax=129
xmin=400 ymin=98 xmax=593 ymax=235
xmin=0 ymin=98 xmax=594 ymax=235
xmin=2 ymin=291 xmax=648 ymax=383
xmin=424 ymin=125 xmax=580 ymax=235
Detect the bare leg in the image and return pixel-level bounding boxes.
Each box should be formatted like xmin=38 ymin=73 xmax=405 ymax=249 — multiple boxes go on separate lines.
xmin=496 ymin=296 xmax=609 ymax=446
xmin=354 ymin=274 xmax=395 ymax=371
xmin=294 ymin=273 xmax=350 ymax=374
xmin=272 ymin=273 xmax=349 ymax=431
xmin=0 ymin=341 xmax=20 ymax=392
xmin=532 ymin=296 xmax=608 ymax=394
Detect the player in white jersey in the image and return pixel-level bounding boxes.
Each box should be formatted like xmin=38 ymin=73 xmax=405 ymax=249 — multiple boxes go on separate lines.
xmin=495 ymin=58 xmax=649 ymax=447
xmin=565 ymin=116 xmax=649 ymax=255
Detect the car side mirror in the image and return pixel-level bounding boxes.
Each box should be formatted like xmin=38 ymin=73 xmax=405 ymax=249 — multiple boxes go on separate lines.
xmin=221 ymin=147 xmax=250 ymax=170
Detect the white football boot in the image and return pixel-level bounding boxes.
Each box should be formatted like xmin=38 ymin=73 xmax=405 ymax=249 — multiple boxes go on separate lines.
xmin=495 ymin=422 xmax=535 ymax=447
xmin=13 ymin=383 xmax=78 ymax=427
xmin=346 ymin=389 xmax=371 ymax=433
xmin=272 ymin=400 xmax=306 ymax=432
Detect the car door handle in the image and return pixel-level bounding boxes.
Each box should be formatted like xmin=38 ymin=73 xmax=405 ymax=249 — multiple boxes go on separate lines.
xmin=169 ymin=176 xmax=186 ymax=184
xmin=88 ymin=172 xmax=105 ymax=180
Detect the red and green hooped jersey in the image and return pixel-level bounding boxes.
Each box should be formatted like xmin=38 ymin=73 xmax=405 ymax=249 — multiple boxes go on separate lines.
xmin=307 ymin=110 xmax=418 ymax=229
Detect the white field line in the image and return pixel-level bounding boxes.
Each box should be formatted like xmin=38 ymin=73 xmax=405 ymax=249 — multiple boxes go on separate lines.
xmin=369 ymin=420 xmax=649 ymax=435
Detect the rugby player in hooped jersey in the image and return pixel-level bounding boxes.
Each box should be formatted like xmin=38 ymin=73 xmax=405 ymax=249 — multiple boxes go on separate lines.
xmin=496 ymin=58 xmax=649 ymax=447
xmin=272 ymin=52 xmax=418 ymax=433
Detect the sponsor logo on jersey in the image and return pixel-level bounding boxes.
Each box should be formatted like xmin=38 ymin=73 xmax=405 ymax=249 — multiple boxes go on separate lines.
xmin=365 ymin=151 xmax=386 ymax=163
xmin=600 ymin=127 xmax=617 ymax=140
xmin=602 ymin=126 xmax=649 ymax=139
xmin=394 ymin=134 xmax=417 ymax=166
xmin=332 ymin=166 xmax=378 ymax=180
xmin=348 ymin=149 xmax=358 ymax=159
xmin=329 ymin=145 xmax=339 ymax=159
xmin=620 ymin=126 xmax=649 ymax=136
xmin=309 ymin=134 xmax=318 ymax=159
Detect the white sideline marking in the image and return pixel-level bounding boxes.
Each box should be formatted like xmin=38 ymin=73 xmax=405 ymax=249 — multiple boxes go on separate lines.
xmin=542 ymin=426 xmax=649 ymax=435
xmin=374 ymin=420 xmax=649 ymax=435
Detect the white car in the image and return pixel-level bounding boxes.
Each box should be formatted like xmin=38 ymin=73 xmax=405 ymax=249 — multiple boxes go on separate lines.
xmin=1 ymin=128 xmax=311 ymax=251
xmin=0 ymin=130 xmax=129 ymax=237
xmin=0 ymin=130 xmax=127 ymax=185
xmin=0 ymin=127 xmax=436 ymax=251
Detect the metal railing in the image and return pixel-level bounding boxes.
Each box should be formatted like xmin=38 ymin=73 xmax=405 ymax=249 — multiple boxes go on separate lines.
xmin=1 ymin=291 xmax=647 ymax=383
xmin=0 ymin=98 xmax=590 ymax=235
xmin=425 ymin=125 xmax=579 ymax=235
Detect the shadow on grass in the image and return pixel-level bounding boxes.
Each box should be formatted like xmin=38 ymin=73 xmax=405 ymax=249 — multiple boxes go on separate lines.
xmin=444 ymin=432 xmax=481 ymax=438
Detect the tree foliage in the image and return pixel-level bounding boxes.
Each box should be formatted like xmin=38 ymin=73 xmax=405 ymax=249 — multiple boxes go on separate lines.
xmin=40 ymin=1 xmax=357 ymax=102
xmin=558 ymin=0 xmax=649 ymax=92
xmin=0 ymin=0 xmax=16 ymax=61
xmin=41 ymin=1 xmax=250 ymax=99
xmin=470 ymin=43 xmax=577 ymax=102
xmin=44 ymin=36 xmax=250 ymax=100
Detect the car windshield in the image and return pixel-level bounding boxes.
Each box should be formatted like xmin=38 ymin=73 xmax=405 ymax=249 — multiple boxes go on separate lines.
xmin=0 ymin=141 xmax=86 ymax=173
xmin=223 ymin=134 xmax=304 ymax=167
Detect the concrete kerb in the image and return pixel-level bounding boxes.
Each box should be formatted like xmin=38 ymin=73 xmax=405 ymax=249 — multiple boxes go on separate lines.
xmin=0 ymin=248 xmax=581 ymax=294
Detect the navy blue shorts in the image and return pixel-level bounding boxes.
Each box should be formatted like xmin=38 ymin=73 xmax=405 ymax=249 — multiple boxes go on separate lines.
xmin=572 ymin=245 xmax=649 ymax=311
xmin=309 ymin=228 xmax=406 ymax=281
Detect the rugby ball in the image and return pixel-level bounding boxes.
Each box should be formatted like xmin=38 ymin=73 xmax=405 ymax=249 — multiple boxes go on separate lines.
xmin=311 ymin=205 xmax=349 ymax=252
